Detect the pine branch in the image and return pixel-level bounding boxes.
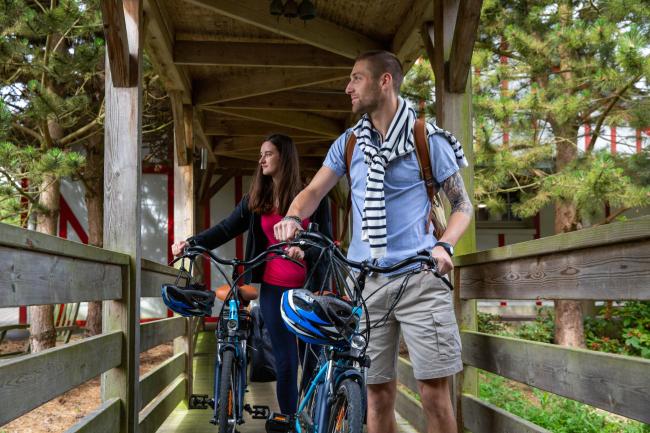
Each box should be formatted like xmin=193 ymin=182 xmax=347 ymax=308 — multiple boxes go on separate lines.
xmin=59 ymin=117 xmax=102 ymax=146
xmin=0 ymin=168 xmax=37 ymax=205
xmin=587 ymin=74 xmax=643 ymax=153
xmin=12 ymin=122 xmax=42 ymax=142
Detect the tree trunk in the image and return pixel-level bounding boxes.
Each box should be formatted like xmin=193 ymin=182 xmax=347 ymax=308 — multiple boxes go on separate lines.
xmin=29 ymin=175 xmax=60 ymax=352
xmin=552 ymin=119 xmax=585 ymax=347
xmin=84 ymin=135 xmax=105 ymax=336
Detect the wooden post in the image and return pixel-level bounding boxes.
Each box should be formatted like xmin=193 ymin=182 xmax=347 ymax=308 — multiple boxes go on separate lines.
xmin=173 ymin=119 xmax=196 ymax=403
xmin=423 ymin=1 xmax=479 ymax=430
xmin=101 ymin=1 xmax=143 ymax=433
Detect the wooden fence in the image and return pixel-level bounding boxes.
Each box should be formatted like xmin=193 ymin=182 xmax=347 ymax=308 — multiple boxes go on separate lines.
xmin=396 ymin=215 xmax=650 ymax=432
xmin=0 ymin=223 xmax=192 ymax=433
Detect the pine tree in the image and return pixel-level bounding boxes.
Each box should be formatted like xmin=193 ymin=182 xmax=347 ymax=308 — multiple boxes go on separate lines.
xmin=473 ymin=0 xmax=650 ymax=347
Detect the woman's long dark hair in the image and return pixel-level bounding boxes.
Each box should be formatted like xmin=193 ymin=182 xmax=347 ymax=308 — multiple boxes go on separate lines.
xmin=248 ymin=134 xmax=302 ymax=215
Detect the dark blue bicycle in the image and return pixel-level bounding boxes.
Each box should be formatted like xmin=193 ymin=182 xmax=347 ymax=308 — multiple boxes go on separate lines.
xmin=275 ymin=227 xmax=446 ymax=433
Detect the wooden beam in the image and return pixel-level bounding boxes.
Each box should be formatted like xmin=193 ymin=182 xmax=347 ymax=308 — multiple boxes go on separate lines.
xmin=458 ymin=239 xmax=650 ymax=301
xmin=184 ymin=0 xmax=383 ymax=59
xmin=140 ymin=317 xmax=187 ymax=352
xmin=462 ymin=331 xmax=650 ymax=423
xmin=193 ymin=111 xmax=216 ymax=162
xmin=139 ymin=352 xmax=185 ymax=410
xmin=448 ymin=0 xmax=483 ymax=92
xmin=214 ymin=90 xmax=351 ymax=112
xmin=194 ymin=68 xmax=349 ymax=105
xmin=138 ymin=376 xmax=186 ymax=433
xmin=101 ymin=0 xmax=130 ymax=87
xmin=208 ymin=108 xmax=341 ymax=137
xmin=392 ymin=0 xmax=434 ymax=71
xmin=102 ymin=2 xmax=143 ymax=432
xmin=198 ymin=162 xmax=216 ymax=203
xmin=65 ymin=398 xmax=121 ymax=433
xmin=461 ymin=395 xmax=552 ymax=433
xmin=455 ymin=216 xmax=650 ymax=267
xmin=141 ymin=259 xmax=177 ymax=297
xmin=0 ymin=245 xmax=122 ymax=307
xmin=0 ymin=332 xmax=122 ymax=425
xmin=143 ymin=0 xmax=191 ymax=102
xmin=203 ymin=118 xmax=325 ymax=139
xmin=174 ymin=41 xmax=352 ymax=69
xmin=170 ymin=91 xmax=189 ymax=166
xmin=204 ymin=169 xmax=235 ymax=201
xmin=215 ymin=155 xmax=323 ymax=172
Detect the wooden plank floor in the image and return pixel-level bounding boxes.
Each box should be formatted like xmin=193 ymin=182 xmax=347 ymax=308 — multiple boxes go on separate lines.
xmin=156 ymin=332 xmax=419 ymax=433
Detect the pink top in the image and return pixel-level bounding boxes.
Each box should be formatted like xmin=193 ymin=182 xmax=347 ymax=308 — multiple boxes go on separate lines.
xmin=260 ymin=212 xmax=309 ymax=287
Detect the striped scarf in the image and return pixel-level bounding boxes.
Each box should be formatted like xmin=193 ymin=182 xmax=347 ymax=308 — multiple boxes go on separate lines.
xmin=352 ymin=97 xmax=468 ymax=259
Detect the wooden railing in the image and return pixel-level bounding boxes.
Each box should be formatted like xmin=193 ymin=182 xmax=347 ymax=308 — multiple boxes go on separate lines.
xmin=0 ymin=223 xmax=192 ymax=433
xmin=395 ymin=215 xmax=650 ymax=432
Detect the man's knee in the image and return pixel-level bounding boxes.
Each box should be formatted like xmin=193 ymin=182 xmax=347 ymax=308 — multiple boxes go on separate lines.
xmin=417 ymin=377 xmax=452 ymax=407
xmin=367 ymin=381 xmax=397 ymax=412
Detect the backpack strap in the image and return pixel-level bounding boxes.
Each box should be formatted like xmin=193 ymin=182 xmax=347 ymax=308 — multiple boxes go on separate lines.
xmin=340 ymin=132 xmax=357 ymax=242
xmin=413 ymin=119 xmax=447 ymax=238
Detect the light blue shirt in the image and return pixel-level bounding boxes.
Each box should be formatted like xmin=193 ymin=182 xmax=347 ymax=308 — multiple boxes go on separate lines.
xmin=323 ymin=128 xmax=460 ymax=267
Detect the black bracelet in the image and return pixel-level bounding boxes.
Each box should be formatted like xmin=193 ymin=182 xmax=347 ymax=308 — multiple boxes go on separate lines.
xmin=282 ymin=215 xmax=302 ymax=225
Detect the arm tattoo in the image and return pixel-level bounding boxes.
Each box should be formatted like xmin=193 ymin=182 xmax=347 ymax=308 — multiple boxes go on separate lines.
xmin=440 ymin=172 xmax=473 ymax=215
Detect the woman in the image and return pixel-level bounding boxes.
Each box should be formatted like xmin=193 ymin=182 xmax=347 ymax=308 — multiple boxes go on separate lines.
xmin=171 ymin=134 xmax=331 ymax=414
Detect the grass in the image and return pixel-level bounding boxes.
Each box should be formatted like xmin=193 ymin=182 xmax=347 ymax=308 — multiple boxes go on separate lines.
xmin=479 ymin=372 xmax=650 ymax=433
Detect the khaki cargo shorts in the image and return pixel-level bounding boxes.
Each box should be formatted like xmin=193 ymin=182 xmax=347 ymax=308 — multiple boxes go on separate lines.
xmin=360 ymin=270 xmax=462 ymax=384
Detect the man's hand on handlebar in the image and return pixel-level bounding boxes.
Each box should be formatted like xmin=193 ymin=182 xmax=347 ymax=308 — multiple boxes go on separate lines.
xmin=431 ymin=245 xmax=453 ymax=275
xmin=273 ymin=217 xmax=303 ymax=242
xmin=171 ymin=240 xmax=189 ymax=257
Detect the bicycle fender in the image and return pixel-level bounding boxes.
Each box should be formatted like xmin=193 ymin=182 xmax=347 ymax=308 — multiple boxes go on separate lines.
xmin=333 ymin=369 xmax=364 ymax=390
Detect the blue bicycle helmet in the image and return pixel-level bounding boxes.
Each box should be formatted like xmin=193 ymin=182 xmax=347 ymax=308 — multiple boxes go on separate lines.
xmin=161 ymin=283 xmax=215 ymax=317
xmin=281 ymin=289 xmax=359 ymax=346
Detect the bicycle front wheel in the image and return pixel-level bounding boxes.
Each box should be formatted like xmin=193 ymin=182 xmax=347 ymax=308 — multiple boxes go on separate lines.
xmin=326 ymin=379 xmax=363 ymax=433
xmin=217 ymin=349 xmax=236 ymax=433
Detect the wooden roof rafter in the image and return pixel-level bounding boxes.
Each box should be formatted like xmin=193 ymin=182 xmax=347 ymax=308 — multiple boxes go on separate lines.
xmin=213 ymin=90 xmax=351 ymax=113
xmin=184 ymin=0 xmax=385 ymax=59
xmin=174 ymin=41 xmax=352 ymax=69
xmin=193 ymin=68 xmax=350 ymax=106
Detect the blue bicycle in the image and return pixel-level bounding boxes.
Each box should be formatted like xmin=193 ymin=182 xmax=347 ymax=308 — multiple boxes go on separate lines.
xmin=167 ymin=245 xmax=301 ymax=433
xmin=276 ymin=227 xmax=444 ymax=433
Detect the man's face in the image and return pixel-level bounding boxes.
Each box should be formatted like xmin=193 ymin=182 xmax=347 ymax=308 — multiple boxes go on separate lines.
xmin=345 ymin=59 xmax=382 ymax=115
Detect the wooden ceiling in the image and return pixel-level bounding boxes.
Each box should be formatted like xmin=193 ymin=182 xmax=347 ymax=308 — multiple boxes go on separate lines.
xmin=142 ymin=0 xmax=436 ymax=174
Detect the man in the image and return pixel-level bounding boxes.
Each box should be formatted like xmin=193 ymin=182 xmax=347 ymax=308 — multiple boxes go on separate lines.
xmin=274 ymin=50 xmax=472 ymax=433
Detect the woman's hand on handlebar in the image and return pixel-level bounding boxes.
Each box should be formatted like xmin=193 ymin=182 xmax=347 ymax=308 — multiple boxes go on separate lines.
xmin=285 ymin=246 xmax=304 ymax=260
xmin=171 ymin=240 xmax=189 ymax=257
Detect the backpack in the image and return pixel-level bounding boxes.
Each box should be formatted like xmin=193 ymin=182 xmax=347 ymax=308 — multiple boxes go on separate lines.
xmin=341 ymin=119 xmax=447 ymax=242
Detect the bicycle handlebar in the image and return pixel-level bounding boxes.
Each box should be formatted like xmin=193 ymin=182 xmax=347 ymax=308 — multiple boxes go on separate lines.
xmin=290 ymin=229 xmax=436 ymax=273
xmin=171 ymin=244 xmax=305 ymax=269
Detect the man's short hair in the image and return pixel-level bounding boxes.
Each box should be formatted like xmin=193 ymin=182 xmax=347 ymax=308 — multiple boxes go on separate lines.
xmin=355 ymin=50 xmax=404 ymax=93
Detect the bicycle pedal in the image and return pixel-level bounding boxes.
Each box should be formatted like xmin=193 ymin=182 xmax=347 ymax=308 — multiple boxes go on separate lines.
xmin=189 ymin=394 xmax=212 ymax=410
xmin=265 ymin=412 xmax=293 ymax=433
xmin=244 ymin=403 xmax=270 ymax=419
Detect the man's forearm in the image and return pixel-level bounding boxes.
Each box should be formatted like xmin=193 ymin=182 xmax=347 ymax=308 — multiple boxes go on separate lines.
xmin=438 ymin=211 xmax=471 ymax=246
xmin=439 ymin=171 xmax=474 ymax=246
xmin=286 ymin=187 xmax=321 ymax=220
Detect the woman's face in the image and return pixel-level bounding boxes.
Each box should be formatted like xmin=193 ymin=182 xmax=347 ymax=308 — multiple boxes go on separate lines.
xmin=259 ymin=141 xmax=280 ymax=177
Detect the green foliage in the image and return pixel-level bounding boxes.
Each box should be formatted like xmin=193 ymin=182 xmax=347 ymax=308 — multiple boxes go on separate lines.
xmin=480 ymin=372 xmax=650 ymax=433
xmin=470 ymin=0 xmax=650 ymax=224
xmin=585 ymin=302 xmax=650 ymax=358
xmin=515 ymin=308 xmax=555 ymax=343
xmin=477 ymin=312 xmax=508 ymax=335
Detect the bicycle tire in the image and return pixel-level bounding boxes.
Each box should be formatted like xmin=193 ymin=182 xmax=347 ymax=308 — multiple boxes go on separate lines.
xmin=217 ymin=349 xmax=236 ymax=433
xmin=326 ymin=379 xmax=363 ymax=433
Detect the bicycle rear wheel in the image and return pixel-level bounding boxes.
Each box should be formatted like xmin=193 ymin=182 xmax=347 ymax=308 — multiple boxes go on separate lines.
xmin=217 ymin=349 xmax=236 ymax=433
xmin=326 ymin=379 xmax=363 ymax=433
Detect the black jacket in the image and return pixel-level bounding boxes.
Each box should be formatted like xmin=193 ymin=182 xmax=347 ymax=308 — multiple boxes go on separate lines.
xmin=188 ymin=195 xmax=332 ymax=292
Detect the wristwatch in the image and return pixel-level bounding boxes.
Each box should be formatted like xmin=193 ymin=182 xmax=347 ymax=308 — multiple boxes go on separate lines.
xmin=434 ymin=241 xmax=454 ymax=257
